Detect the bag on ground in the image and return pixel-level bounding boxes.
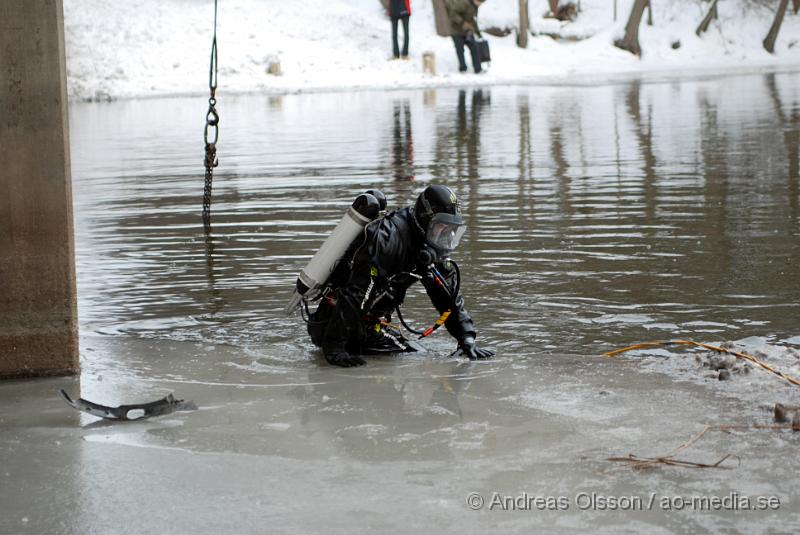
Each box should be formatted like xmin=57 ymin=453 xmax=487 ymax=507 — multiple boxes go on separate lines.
xmin=476 ymin=39 xmax=490 ymax=63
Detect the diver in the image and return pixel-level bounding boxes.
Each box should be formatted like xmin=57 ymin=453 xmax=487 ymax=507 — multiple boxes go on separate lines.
xmin=293 ymin=185 xmax=495 ymax=368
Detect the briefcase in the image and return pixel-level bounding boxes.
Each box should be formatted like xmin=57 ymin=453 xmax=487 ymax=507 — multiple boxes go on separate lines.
xmin=476 ymin=39 xmax=491 ymax=63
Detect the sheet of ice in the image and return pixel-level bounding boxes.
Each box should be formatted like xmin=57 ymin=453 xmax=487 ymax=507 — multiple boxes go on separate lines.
xmin=63 ymin=0 xmax=800 ymax=101
xmin=633 ymin=336 xmax=800 ymax=399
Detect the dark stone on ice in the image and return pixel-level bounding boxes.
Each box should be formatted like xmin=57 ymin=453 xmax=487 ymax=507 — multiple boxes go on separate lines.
xmin=774 ymin=403 xmax=800 ymax=423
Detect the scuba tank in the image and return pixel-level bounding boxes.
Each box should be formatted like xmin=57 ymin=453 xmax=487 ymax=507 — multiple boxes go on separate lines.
xmin=285 ymin=190 xmax=387 ymax=315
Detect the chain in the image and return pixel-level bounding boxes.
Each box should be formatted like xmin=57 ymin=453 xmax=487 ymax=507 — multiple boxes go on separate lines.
xmin=202 ymin=0 xmax=219 ymax=227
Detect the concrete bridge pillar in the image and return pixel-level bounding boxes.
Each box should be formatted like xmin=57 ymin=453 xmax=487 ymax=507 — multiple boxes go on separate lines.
xmin=0 ymin=0 xmax=78 ymax=378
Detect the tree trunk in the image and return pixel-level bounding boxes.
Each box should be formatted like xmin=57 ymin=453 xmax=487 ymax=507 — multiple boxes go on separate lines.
xmin=431 ymin=0 xmax=450 ymax=37
xmin=763 ymin=0 xmax=790 ymax=54
xmin=548 ymin=0 xmax=559 ymax=16
xmin=615 ymin=0 xmax=649 ymax=56
xmin=696 ymin=0 xmax=719 ymax=37
xmin=793 ymin=0 xmax=799 ymax=14
xmin=647 ymin=0 xmax=653 ymax=26
xmin=517 ymin=0 xmax=529 ymax=48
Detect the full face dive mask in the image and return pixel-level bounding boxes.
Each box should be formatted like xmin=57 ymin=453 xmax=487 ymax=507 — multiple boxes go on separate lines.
xmin=425 ymin=212 xmax=466 ymax=259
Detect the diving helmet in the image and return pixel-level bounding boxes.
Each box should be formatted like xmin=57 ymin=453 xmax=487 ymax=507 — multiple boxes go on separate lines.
xmin=413 ymin=185 xmax=466 ymax=258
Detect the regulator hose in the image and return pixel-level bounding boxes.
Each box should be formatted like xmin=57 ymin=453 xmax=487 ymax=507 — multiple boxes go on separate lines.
xmin=396 ymin=259 xmax=462 ymax=337
xmin=395 ymin=305 xmax=425 ymax=335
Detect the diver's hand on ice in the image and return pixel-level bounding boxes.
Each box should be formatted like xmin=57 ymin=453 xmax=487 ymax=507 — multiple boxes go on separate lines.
xmin=451 ymin=336 xmax=495 ymax=360
xmin=325 ymin=351 xmax=366 ymax=368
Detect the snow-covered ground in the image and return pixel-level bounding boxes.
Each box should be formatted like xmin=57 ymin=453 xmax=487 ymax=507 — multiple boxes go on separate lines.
xmin=64 ymin=0 xmax=800 ymax=101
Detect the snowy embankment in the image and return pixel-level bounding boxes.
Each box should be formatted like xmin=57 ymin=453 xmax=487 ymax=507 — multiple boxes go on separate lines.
xmin=64 ymin=0 xmax=800 ymax=100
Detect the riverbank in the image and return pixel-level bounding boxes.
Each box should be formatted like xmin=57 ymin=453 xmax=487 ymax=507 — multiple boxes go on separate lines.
xmin=64 ymin=0 xmax=800 ymax=101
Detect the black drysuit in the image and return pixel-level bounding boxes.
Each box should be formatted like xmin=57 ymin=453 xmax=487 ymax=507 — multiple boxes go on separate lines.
xmin=307 ymin=206 xmax=475 ymax=356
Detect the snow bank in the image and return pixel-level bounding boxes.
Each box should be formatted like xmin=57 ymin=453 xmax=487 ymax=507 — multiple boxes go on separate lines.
xmin=63 ymin=0 xmax=800 ymax=101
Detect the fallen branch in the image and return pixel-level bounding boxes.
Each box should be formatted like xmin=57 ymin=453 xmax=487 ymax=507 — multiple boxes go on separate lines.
xmin=608 ymin=425 xmax=737 ymax=470
xmin=608 ymin=453 xmax=736 ymax=470
xmin=717 ymin=423 xmax=799 ymax=432
xmin=608 ymin=423 xmax=796 ymax=470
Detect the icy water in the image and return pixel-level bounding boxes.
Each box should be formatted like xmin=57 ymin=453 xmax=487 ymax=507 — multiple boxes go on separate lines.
xmin=71 ymin=74 xmax=800 ymax=352
xmin=2 ymin=72 xmax=800 ymax=534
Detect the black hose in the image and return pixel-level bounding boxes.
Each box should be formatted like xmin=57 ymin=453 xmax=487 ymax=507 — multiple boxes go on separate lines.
xmin=450 ymin=259 xmax=461 ymax=298
xmin=396 ymin=259 xmax=462 ymax=336
xmin=395 ymin=305 xmax=425 ymax=335
xmin=299 ymin=299 xmax=311 ymax=324
xmin=432 ymin=261 xmax=460 ymax=305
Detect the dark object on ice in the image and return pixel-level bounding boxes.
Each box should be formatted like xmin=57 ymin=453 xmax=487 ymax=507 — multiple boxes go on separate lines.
xmin=671 ymin=40 xmax=681 ymax=50
xmin=718 ymin=369 xmax=731 ymax=381
xmin=773 ymin=403 xmax=800 ymax=431
xmin=60 ymin=389 xmax=197 ymax=421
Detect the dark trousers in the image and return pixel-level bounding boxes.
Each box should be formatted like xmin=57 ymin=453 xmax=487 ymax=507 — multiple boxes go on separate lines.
xmin=452 ymin=35 xmax=481 ymax=73
xmin=308 ymin=300 xmax=414 ymax=355
xmin=391 ymin=15 xmax=409 ymax=58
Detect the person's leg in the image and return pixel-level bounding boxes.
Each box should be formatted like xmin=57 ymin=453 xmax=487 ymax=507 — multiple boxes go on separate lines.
xmin=452 ymin=35 xmax=467 ymax=72
xmin=466 ymin=38 xmax=482 ymax=73
xmin=401 ymin=15 xmax=409 ymax=58
xmin=362 ymin=323 xmax=418 ymax=353
xmin=391 ymin=16 xmax=400 ymax=58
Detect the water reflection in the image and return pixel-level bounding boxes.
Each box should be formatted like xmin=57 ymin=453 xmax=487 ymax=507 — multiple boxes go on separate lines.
xmin=285 ymin=361 xmax=489 ymax=461
xmin=68 ymin=73 xmax=800 ymax=358
xmin=766 ymin=73 xmax=800 ymax=224
xmin=390 ymin=99 xmax=415 ymax=181
xmin=203 ymin=227 xmax=225 ymax=317
xmin=435 ymin=89 xmax=489 ymax=185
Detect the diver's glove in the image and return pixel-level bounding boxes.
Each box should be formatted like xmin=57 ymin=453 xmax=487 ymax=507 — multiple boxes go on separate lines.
xmin=325 ymin=351 xmax=367 ymax=368
xmin=451 ymin=336 xmax=495 ymax=360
